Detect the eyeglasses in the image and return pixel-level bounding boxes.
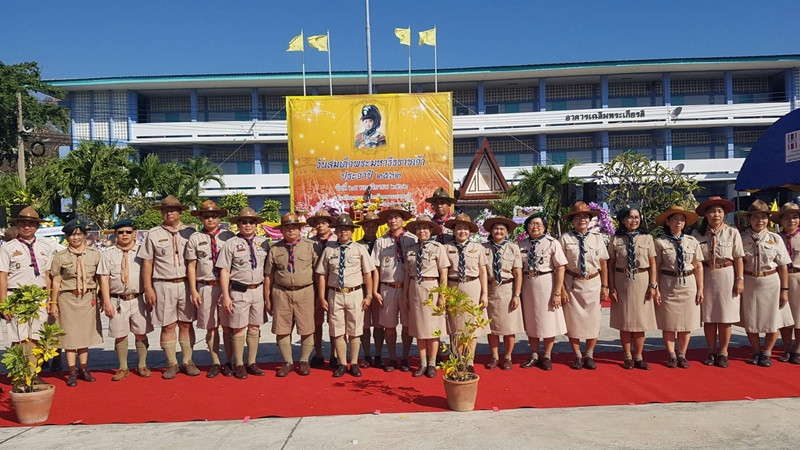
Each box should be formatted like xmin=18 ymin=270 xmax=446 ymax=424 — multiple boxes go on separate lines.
xmin=116 ymin=230 xmax=134 ymax=235
xmin=239 ymin=220 xmax=258 ymax=225
xmin=200 ymin=215 xmax=219 ymax=220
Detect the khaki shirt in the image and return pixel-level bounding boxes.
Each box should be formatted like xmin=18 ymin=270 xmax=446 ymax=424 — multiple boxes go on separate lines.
xmin=445 ymin=241 xmax=487 ymax=278
xmin=311 ymin=233 xmax=336 ymax=257
xmin=316 ymin=240 xmax=376 ymax=288
xmin=519 ymin=235 xmax=567 ymax=274
xmin=184 ymin=229 xmax=235 ymax=281
xmin=692 ymin=225 xmax=745 ymax=263
xmin=216 ymin=235 xmax=269 ymax=284
xmin=779 ymin=231 xmax=800 ymax=268
xmin=483 ymin=241 xmax=523 ymax=282
xmin=0 ymin=238 xmax=53 ymax=289
xmin=559 ymin=230 xmax=610 ymax=274
xmin=654 ymin=235 xmax=704 ymax=272
xmin=136 ymin=225 xmax=195 ymax=279
xmin=97 ymin=244 xmax=142 ymax=295
xmin=433 ymin=214 xmax=454 ymax=245
xmin=741 ymin=230 xmax=791 ymax=273
xmin=608 ymin=234 xmax=656 ymax=269
xmin=51 ymin=247 xmax=102 ymax=291
xmin=266 ymin=239 xmax=317 ymax=288
xmin=405 ymin=241 xmax=449 ymax=278
xmin=372 ymin=231 xmax=417 ymax=283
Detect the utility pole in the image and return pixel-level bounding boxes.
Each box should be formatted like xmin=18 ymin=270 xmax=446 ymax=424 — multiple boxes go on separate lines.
xmin=365 ymin=0 xmax=373 ymax=94
xmin=16 ymin=92 xmax=26 ymax=186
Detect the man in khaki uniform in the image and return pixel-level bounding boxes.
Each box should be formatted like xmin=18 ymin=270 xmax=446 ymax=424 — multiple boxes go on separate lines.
xmin=217 ymin=207 xmax=269 ymax=379
xmin=137 ymin=195 xmax=198 ymax=379
xmin=264 ymin=213 xmax=317 ymax=377
xmin=0 ymin=206 xmax=53 ymax=369
xmin=185 ymin=200 xmax=236 ymax=378
xmin=307 ymin=209 xmax=337 ymax=367
xmin=426 ymin=187 xmax=456 ymax=245
xmin=99 ymin=219 xmax=154 ymax=381
xmin=315 ymin=214 xmax=375 ymax=377
xmin=356 ymin=212 xmax=384 ymax=369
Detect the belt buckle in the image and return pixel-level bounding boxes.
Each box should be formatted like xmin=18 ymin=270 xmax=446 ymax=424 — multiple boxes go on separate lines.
xmin=342 ymin=287 xmax=352 ymax=294
xmin=492 ymin=280 xmax=500 ymax=286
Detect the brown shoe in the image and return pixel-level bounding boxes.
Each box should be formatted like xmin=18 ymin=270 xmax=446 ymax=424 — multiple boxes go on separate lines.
xmin=359 ymin=356 xmax=372 ymax=368
xmin=349 ymin=365 xmax=362 ymax=377
xmin=78 ymin=368 xmax=96 ymax=382
xmin=622 ymin=358 xmax=634 ymax=370
xmin=247 ymin=363 xmax=265 ymax=376
xmin=332 ymin=364 xmax=347 ymax=378
xmin=399 ymin=358 xmax=411 ymax=372
xmin=521 ymin=355 xmax=538 ymax=368
xmin=298 ymin=361 xmax=311 ymax=376
xmin=634 ymin=360 xmax=651 ymax=370
xmin=539 ymin=357 xmax=553 ymax=371
xmin=234 ymin=364 xmax=248 ymax=379
xmin=277 ymin=362 xmax=294 ymax=377
xmin=181 ymin=361 xmax=201 ymax=376
xmin=500 ymin=358 xmax=513 ymax=371
xmin=384 ymin=359 xmax=397 ymax=372
xmin=425 ymin=365 xmax=437 ymax=378
xmin=790 ymin=353 xmax=800 ymax=365
xmin=163 ymin=363 xmax=180 ymax=379
xmin=206 ymin=364 xmax=222 ymax=378
xmin=111 ymin=369 xmax=130 ymax=381
xmin=138 ymin=366 xmax=152 ymax=378
xmin=485 ymin=358 xmax=498 ymax=370
xmin=222 ymin=362 xmax=235 ymax=377
xmin=66 ymin=369 xmax=78 ymax=387
xmin=412 ymin=365 xmax=427 ymax=377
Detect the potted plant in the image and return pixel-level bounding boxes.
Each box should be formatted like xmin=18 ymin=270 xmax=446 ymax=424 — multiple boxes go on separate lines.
xmin=426 ymin=285 xmax=491 ymax=412
xmin=1 ymin=284 xmax=65 ymax=424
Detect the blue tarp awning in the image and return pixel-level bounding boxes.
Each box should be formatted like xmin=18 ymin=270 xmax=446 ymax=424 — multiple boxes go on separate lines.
xmin=735 ymin=107 xmax=800 ymax=191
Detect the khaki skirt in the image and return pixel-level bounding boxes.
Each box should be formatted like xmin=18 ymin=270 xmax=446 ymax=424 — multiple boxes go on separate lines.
xmin=58 ymin=291 xmax=103 ymax=349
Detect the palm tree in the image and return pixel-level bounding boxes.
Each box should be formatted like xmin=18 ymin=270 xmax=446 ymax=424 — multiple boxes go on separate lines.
xmin=180 ymin=156 xmax=225 ymax=207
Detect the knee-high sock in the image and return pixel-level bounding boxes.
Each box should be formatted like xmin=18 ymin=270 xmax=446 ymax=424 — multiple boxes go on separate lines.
xmin=299 ymin=335 xmax=314 ymax=362
xmin=179 ymin=338 xmax=193 ymax=365
xmin=222 ymin=329 xmax=233 ymax=364
xmin=349 ymin=338 xmax=361 ymax=365
xmin=115 ymin=339 xmax=129 ymax=370
xmin=232 ymin=334 xmax=245 ymax=366
xmin=135 ymin=339 xmax=148 ymax=369
xmin=206 ymin=332 xmax=220 ymax=365
xmin=277 ymin=335 xmax=293 ymax=363
xmin=161 ymin=340 xmax=178 ymax=365
xmin=334 ymin=336 xmax=347 ymax=367
xmin=246 ymin=330 xmax=260 ymax=365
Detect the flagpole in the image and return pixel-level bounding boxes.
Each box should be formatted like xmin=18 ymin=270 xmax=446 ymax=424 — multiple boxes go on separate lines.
xmin=301 ymin=29 xmax=307 ymax=96
xmin=365 ymin=0 xmax=373 ymax=94
xmin=407 ymin=25 xmax=412 ymax=93
xmin=327 ymin=29 xmax=333 ymax=95
xmin=434 ymin=25 xmax=438 ymax=93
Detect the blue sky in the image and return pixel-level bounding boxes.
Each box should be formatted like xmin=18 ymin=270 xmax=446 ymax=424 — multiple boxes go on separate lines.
xmin=1 ymin=0 xmax=798 ymax=80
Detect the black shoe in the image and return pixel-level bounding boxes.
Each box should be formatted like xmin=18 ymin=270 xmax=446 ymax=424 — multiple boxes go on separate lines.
xmin=234 ymin=364 xmax=248 ymax=379
xmin=666 ymin=357 xmax=677 ymax=368
xmin=791 ymin=353 xmax=800 ymax=364
xmin=676 ymin=356 xmax=689 ymax=369
xmin=246 ymin=363 xmax=265 ymax=376
xmin=757 ymin=353 xmax=772 ymax=367
xmin=583 ymin=357 xmax=596 ymax=370
xmin=634 ymin=360 xmax=650 ymax=370
xmin=425 ymin=365 xmax=437 ymax=378
xmin=778 ymin=352 xmax=792 ymax=363
xmin=373 ymin=356 xmax=385 ymax=370
xmin=49 ymin=356 xmax=63 ymax=373
xmin=703 ymin=352 xmax=716 ymax=366
xmin=332 ymin=364 xmax=347 ymax=378
xmin=466 ymin=365 xmax=476 ymax=373
xmin=359 ymin=356 xmax=372 ymax=368
xmin=384 ymin=359 xmax=397 ymax=372
xmin=399 ymin=358 xmax=411 ymax=372
xmin=746 ymin=352 xmax=760 ymax=365
xmin=206 ymin=364 xmax=222 ymax=378
xmin=539 ymin=357 xmax=552 ymax=371
xmin=329 ymin=356 xmax=340 ymax=369
xmin=66 ymin=370 xmax=78 ymax=387
xmin=310 ymin=355 xmax=325 ymax=368
xmin=570 ymin=356 xmax=583 ymax=370
xmin=349 ymin=365 xmax=362 ymax=377
xmin=222 ymin=362 xmax=235 ymax=377
xmin=412 ymin=365 xmax=427 ymax=377
xmin=715 ymin=354 xmax=729 ymax=368
xmin=78 ymin=368 xmax=96 ymax=382
xmin=622 ymin=358 xmax=634 ymax=370
xmin=521 ymin=355 xmax=538 ymax=369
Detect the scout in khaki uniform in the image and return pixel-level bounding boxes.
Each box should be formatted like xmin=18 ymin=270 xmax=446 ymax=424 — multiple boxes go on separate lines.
xmin=137 ymin=195 xmax=199 ymax=379
xmin=264 ymin=213 xmax=317 ymax=377
xmin=217 ymin=207 xmax=269 ymax=379
xmin=372 ymin=205 xmax=417 ymax=372
xmin=356 ymin=211 xmax=384 ymax=369
xmin=50 ymin=219 xmax=103 ymax=387
xmin=426 ymin=187 xmax=456 ymax=245
xmin=99 ymin=219 xmax=154 ymax=381
xmin=0 ymin=207 xmax=53 ymax=370
xmin=775 ymin=202 xmax=800 ymax=364
xmin=185 ymin=200 xmax=235 ymax=378
xmin=307 ymin=209 xmax=337 ymax=368
xmin=315 ymin=214 xmax=376 ymax=377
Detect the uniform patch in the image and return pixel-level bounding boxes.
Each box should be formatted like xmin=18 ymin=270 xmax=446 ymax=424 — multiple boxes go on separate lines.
xmin=198 ymin=241 xmax=209 ymax=246
xmin=11 ymin=250 xmax=22 ymax=257
xmin=158 ymin=238 xmax=169 ymax=243
xmin=197 ymin=251 xmax=207 ymax=259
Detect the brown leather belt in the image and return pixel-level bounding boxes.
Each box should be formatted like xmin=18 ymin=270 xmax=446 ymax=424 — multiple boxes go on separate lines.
xmin=242 ymin=283 xmax=263 ymax=290
xmin=787 ymin=267 xmax=800 ymax=274
xmin=110 ymin=293 xmax=139 ymax=301
xmin=276 ymin=284 xmax=312 ymax=291
xmin=745 ymin=269 xmax=777 ymax=278
xmin=526 ymin=270 xmax=553 ymax=278
xmin=660 ymin=269 xmax=694 ymax=277
xmin=328 ymin=286 xmax=363 ymax=294
xmin=380 ymin=281 xmax=403 ymax=289
xmin=703 ymin=261 xmax=733 ymax=269
xmin=491 ymin=279 xmax=513 ymax=286
xmin=614 ymin=268 xmax=648 ymax=274
xmin=409 ymin=276 xmax=438 ymax=282
xmin=448 ymin=276 xmax=478 ymax=283
xmin=154 ymin=277 xmax=187 ymax=283
xmin=566 ymin=270 xmax=599 ymax=280
xmin=65 ymin=289 xmax=96 ymax=295
xmin=199 ymin=279 xmax=221 ymax=286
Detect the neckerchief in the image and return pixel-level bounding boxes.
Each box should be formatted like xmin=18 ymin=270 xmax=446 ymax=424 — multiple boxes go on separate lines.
xmin=161 ymin=222 xmax=184 ymax=267
xmin=666 ymin=233 xmax=686 ymax=285
xmin=750 ymin=229 xmax=768 ymax=276
xmin=285 ymin=241 xmax=298 ymax=273
xmin=416 ymin=238 xmax=435 ymax=285
xmin=16 ymin=237 xmax=39 ymax=277
xmin=203 ymin=228 xmax=221 ymax=277
xmin=783 ymin=229 xmax=799 ymax=269
xmin=527 ymin=235 xmax=544 ymax=277
xmin=393 ymin=232 xmax=406 ymax=264
xmin=573 ymin=230 xmax=589 ymax=277
xmin=454 ymin=241 xmax=468 ymax=283
xmin=238 ymin=233 xmax=257 ymax=269
xmin=68 ymin=246 xmax=88 ymax=295
xmin=625 ymin=231 xmax=640 ymax=280
xmin=116 ymin=243 xmax=136 ymax=290
xmin=338 ymin=241 xmax=351 ymax=288
xmin=491 ymin=239 xmax=509 ymax=285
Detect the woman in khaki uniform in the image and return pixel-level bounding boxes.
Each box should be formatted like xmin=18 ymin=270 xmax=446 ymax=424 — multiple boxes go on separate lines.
xmin=775 ymin=202 xmax=800 ymax=364
xmin=607 ymin=205 xmax=658 ymax=370
xmin=443 ymin=213 xmax=488 ymax=373
xmin=519 ymin=212 xmax=567 ymax=371
xmin=559 ymin=202 xmax=609 ymax=371
xmin=50 ymin=219 xmax=103 ymax=386
xmin=483 ymin=216 xmax=523 ymax=371
xmin=403 ymin=215 xmax=449 ymax=378
xmin=740 ymin=200 xmax=793 ymax=367
xmin=653 ymin=206 xmax=704 ymax=369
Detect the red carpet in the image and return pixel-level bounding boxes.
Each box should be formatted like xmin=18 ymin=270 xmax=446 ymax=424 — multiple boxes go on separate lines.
xmin=1 ymin=346 xmax=798 ymax=426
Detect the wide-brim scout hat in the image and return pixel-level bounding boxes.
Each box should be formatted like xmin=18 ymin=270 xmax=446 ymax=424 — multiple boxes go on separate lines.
xmin=405 ymin=214 xmax=442 ymax=235
xmin=191 ymin=199 xmax=228 ymax=217
xmin=744 ymin=199 xmax=772 ymax=218
xmin=230 ymin=207 xmax=265 ymax=224
xmin=695 ymin=196 xmax=734 ymax=216
xmin=306 ymin=209 xmax=334 ymax=227
xmin=482 ymin=216 xmax=517 ymax=233
xmin=153 ymin=195 xmax=189 ymax=211
xmin=333 ymin=213 xmax=360 ymax=229
xmin=523 ymin=211 xmax=547 ymax=231
xmin=444 ymin=212 xmax=478 ymax=233
xmin=277 ymin=212 xmax=306 ymax=229
xmin=425 ymin=187 xmax=456 ymax=204
xmin=356 ymin=211 xmax=383 ymax=227
xmin=10 ymin=206 xmax=45 ymax=223
xmin=656 ymin=205 xmax=699 ymax=226
xmin=377 ymin=205 xmax=413 ymax=222
xmin=563 ymin=201 xmax=600 ymax=221
xmin=772 ymin=202 xmax=800 ymax=223
xmin=62 ymin=218 xmax=89 ymax=235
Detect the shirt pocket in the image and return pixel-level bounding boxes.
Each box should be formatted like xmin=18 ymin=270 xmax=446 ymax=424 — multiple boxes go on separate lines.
xmin=154 ymin=241 xmax=172 ymax=258
xmin=759 ymin=243 xmax=777 ymax=264
xmin=716 ymin=241 xmax=733 ymax=259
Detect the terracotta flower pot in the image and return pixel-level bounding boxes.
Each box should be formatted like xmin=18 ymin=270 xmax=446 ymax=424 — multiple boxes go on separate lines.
xmin=442 ymin=373 xmax=480 ymax=412
xmin=9 ymin=383 xmax=56 ymax=424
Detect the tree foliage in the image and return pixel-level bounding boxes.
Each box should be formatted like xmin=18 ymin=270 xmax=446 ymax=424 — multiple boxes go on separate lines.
xmin=259 ymin=199 xmax=282 ymax=222
xmin=593 ymin=151 xmax=702 ymax=232
xmin=218 ymin=192 xmax=250 ymax=220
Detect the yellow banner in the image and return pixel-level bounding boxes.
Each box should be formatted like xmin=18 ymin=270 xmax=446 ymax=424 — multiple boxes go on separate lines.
xmin=287 ymin=93 xmax=453 ymax=215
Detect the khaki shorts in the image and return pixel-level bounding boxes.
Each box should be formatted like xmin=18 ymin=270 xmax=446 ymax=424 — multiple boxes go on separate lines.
xmin=363 ymin=299 xmax=381 ymax=329
xmin=196 ymin=283 xmax=222 ymax=329
xmin=271 ymin=284 xmax=315 ymax=336
xmin=221 ymin=286 xmax=265 ymax=329
xmin=108 ymin=295 xmax=154 ymax=338
xmin=5 ymin=307 xmax=47 ymax=342
xmin=377 ymin=284 xmax=407 ymax=328
xmin=153 ymin=280 xmax=195 ymax=327
xmin=327 ymin=289 xmax=364 ymax=338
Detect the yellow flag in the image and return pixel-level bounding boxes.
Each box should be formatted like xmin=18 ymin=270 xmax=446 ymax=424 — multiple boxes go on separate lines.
xmin=418 ymin=28 xmax=436 ymax=46
xmin=307 ymin=35 xmax=328 ymax=52
xmin=287 ymin=33 xmax=304 ymax=52
xmin=394 ymin=27 xmax=410 ymax=46
xmin=770 ymin=199 xmax=779 ymax=211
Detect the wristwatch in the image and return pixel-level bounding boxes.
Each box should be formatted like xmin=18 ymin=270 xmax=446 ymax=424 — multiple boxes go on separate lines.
xmin=648 ymin=283 xmax=658 ymax=289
